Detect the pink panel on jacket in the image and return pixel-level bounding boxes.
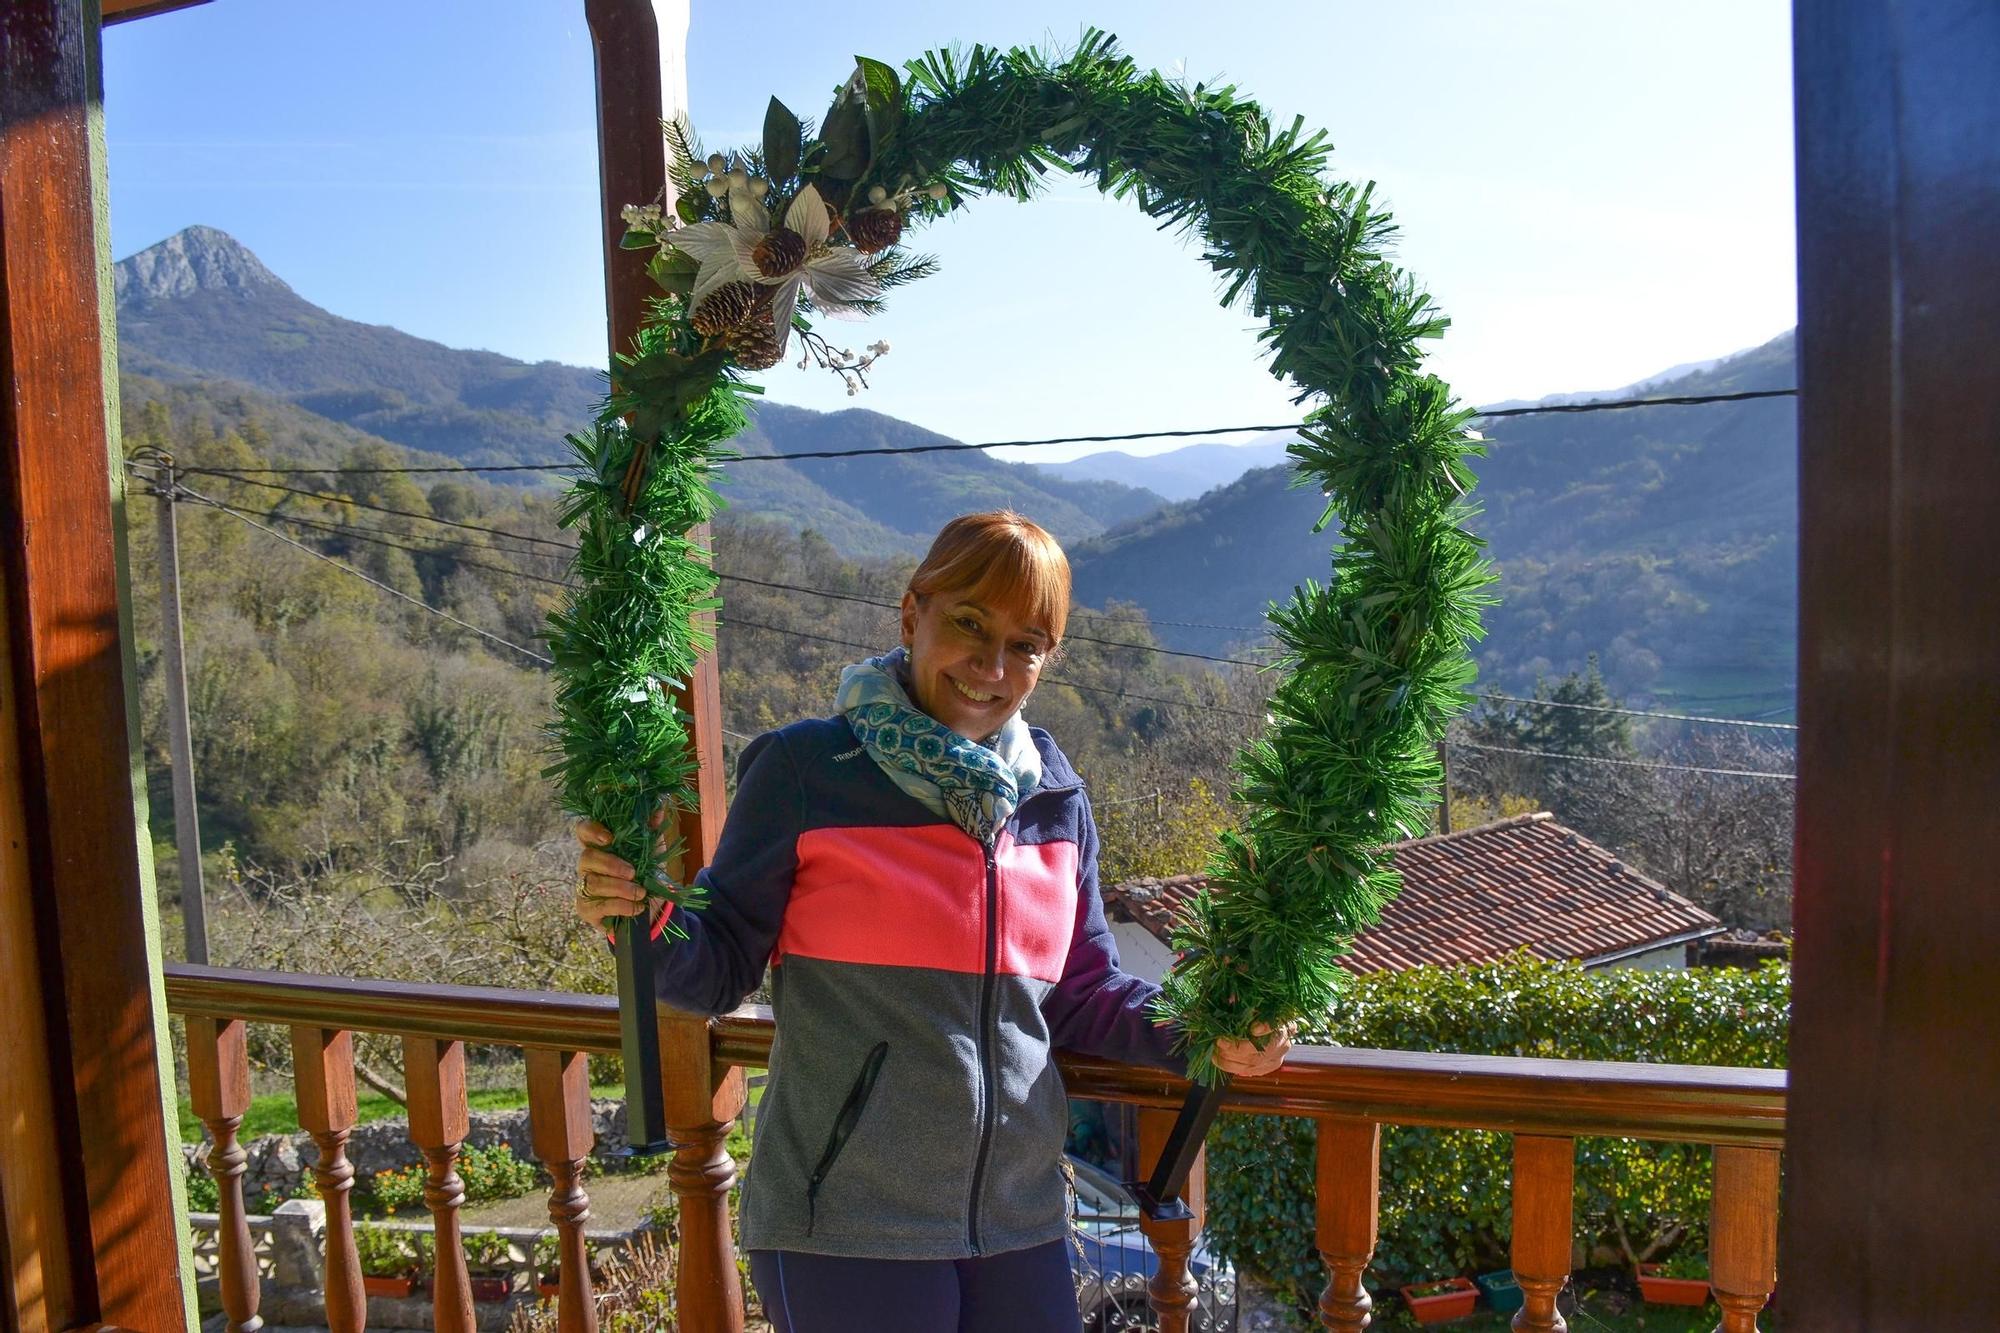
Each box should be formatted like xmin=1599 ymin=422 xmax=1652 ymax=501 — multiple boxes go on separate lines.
xmin=995 ymin=831 xmax=1080 ymax=984
xmin=781 ymin=824 xmax=1079 ymax=980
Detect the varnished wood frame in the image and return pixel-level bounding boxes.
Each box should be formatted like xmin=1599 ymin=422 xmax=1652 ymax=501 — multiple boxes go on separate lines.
xmin=1785 ymin=1 xmax=2000 ymax=1327
xmin=1 ymin=2 xmax=190 ymax=1328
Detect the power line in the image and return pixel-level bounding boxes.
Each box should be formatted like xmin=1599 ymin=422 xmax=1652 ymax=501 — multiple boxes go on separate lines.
xmin=159 ymin=467 xmax=1797 ymax=736
xmin=1448 ymin=739 xmax=1795 ymax=781
xmin=178 ymin=470 xmax=572 ymax=551
xmin=177 ymin=387 xmax=1800 ymax=476
xmin=175 ymin=485 xmax=556 ymax=667
xmin=228 ymin=504 xmax=577 ymax=588
xmin=715 ymin=572 xmax=1263 ymax=666
xmin=1474 ymin=692 xmax=1797 ymax=732
xmin=720 ymin=614 xmax=1268 ymax=720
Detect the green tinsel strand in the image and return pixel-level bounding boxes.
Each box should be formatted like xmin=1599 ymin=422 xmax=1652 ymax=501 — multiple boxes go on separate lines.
xmin=543 ymin=325 xmax=747 ymax=934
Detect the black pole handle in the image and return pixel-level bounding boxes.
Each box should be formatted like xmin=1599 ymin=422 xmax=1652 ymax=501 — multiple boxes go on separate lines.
xmin=1128 ymin=1075 xmax=1231 ymax=1221
xmin=611 ymin=914 xmax=673 ymax=1156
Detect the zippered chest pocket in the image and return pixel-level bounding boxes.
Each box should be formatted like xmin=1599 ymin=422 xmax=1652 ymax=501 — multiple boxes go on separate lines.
xmin=805 ymin=1041 xmax=889 ymax=1235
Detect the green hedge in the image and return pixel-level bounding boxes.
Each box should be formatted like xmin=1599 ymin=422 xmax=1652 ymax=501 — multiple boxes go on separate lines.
xmin=1204 ymin=956 xmax=1789 ymax=1318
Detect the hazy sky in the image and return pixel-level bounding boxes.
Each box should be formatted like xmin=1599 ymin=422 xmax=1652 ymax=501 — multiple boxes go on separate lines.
xmin=103 ymin=1 xmax=1796 ymax=462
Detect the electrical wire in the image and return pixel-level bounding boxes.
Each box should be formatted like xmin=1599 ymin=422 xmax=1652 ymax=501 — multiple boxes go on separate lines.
xmin=1448 ymin=739 xmax=1794 ymax=781
xmin=174 ymin=485 xmax=555 ymax=667
xmin=173 ymin=387 xmax=1801 ymax=476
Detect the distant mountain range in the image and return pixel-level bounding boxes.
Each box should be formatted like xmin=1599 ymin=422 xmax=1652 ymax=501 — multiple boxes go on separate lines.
xmin=1069 ymin=332 xmax=1799 ymax=716
xmin=114 ymin=225 xmax=1798 ymax=716
xmin=113 ymin=226 xmax=1164 ymax=556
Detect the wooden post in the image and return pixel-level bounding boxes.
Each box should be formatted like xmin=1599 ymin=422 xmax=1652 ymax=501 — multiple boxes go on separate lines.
xmin=291 ymin=1026 xmax=363 ymax=1333
xmin=1135 ymin=1105 xmax=1206 ymax=1333
xmin=187 ymin=1017 xmax=263 ymax=1333
xmin=403 ymin=1036 xmax=475 ymax=1333
xmin=1711 ymin=1147 xmax=1779 ymax=1333
xmin=1509 ymin=1135 xmax=1573 ymax=1333
xmin=0 ymin=1 xmax=192 ymax=1325
xmin=151 ymin=455 xmax=210 ymax=962
xmin=661 ymin=1008 xmax=747 ymax=1333
xmin=1315 ymin=1118 xmax=1381 ymax=1332
xmin=527 ymin=1048 xmax=600 ymax=1333
xmin=1786 ymin=3 xmax=2000 ymax=1328
xmin=584 ymin=0 xmax=724 ymax=876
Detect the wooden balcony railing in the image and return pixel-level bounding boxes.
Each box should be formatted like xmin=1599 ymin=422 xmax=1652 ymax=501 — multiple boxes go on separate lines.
xmin=165 ymin=962 xmax=1786 ymax=1333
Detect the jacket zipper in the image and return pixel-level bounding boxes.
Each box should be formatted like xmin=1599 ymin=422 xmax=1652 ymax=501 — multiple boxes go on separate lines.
xmin=964 ymin=837 xmax=1001 ymax=1255
xmin=805 ymin=1041 xmax=889 ymax=1236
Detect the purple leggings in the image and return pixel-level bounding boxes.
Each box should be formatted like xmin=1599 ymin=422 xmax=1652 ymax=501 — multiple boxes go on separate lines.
xmin=748 ymin=1239 xmax=1083 ymax=1333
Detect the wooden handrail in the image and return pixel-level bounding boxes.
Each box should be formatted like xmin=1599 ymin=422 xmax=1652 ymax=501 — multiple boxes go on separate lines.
xmin=165 ymin=962 xmax=1787 ymax=1331
xmin=165 ymin=964 xmax=1784 ymax=1145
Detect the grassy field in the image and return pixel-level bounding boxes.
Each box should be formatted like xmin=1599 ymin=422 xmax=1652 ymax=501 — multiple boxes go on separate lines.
xmin=175 ymin=1084 xmax=627 ymax=1144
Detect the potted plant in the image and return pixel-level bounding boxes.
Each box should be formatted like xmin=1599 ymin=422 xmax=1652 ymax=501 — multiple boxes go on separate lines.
xmin=354 ymin=1224 xmax=419 ymax=1299
xmin=1637 ymin=1252 xmax=1712 ymax=1306
xmin=463 ymin=1229 xmax=517 ymax=1303
xmin=1474 ymin=1269 xmax=1524 ymax=1314
xmin=1399 ymin=1275 xmax=1479 ymax=1324
xmin=533 ymin=1232 xmax=562 ymax=1301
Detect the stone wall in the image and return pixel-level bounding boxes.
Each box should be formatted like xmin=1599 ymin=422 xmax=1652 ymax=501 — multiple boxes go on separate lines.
xmin=184 ymin=1099 xmax=632 ymax=1202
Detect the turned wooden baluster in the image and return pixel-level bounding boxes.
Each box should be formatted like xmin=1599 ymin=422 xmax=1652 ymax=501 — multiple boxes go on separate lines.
xmin=528 ymin=1048 xmax=600 ymax=1333
xmin=1510 ymin=1135 xmax=1574 ymax=1333
xmin=662 ymin=1009 xmax=748 ymax=1333
xmin=1711 ymin=1146 xmax=1780 ymax=1333
xmin=1134 ymin=1106 xmax=1205 ymax=1333
xmin=292 ymin=1025 xmax=365 ymax=1333
xmin=1315 ymin=1118 xmax=1382 ymax=1331
xmin=187 ymin=1015 xmax=265 ymax=1333
xmin=403 ymin=1036 xmax=475 ymax=1333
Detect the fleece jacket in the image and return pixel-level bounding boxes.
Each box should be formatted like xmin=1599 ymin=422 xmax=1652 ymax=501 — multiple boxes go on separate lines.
xmin=640 ymin=715 xmax=1185 ymax=1260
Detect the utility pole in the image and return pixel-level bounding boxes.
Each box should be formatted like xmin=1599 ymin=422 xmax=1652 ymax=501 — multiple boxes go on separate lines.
xmin=1438 ymin=737 xmax=1453 ymax=834
xmin=149 ymin=453 xmax=209 ymax=963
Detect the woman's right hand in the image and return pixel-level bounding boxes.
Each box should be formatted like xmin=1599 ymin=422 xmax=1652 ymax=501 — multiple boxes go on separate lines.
xmin=573 ymin=805 xmax=680 ymax=932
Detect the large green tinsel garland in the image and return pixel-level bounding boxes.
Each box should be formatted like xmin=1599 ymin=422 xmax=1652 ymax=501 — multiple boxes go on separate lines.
xmin=548 ymin=30 xmax=1494 ymax=1081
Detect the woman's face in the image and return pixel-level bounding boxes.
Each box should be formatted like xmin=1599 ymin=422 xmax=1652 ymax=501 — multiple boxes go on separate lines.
xmin=900 ymin=590 xmax=1055 ymax=740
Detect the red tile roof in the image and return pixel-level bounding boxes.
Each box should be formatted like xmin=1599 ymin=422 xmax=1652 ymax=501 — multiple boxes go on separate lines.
xmin=1104 ymin=812 xmax=1723 ymax=973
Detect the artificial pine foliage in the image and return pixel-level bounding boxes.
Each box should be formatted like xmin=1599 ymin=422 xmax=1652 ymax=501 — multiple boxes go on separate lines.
xmin=558 ymin=30 xmax=1493 ymax=1075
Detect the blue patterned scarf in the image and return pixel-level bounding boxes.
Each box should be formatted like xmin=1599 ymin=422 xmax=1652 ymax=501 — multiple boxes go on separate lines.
xmin=835 ymin=647 xmax=1042 ymax=844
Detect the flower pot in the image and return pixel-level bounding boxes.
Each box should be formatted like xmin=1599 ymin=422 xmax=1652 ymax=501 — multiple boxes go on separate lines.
xmin=537 ymin=1278 xmax=562 ymax=1302
xmin=1637 ymin=1264 xmax=1711 ymax=1306
xmin=468 ymin=1273 xmax=513 ymax=1302
xmin=1474 ymin=1269 xmax=1524 ymax=1314
xmin=361 ymin=1273 xmax=418 ymax=1299
xmin=1399 ymin=1276 xmax=1479 ymax=1324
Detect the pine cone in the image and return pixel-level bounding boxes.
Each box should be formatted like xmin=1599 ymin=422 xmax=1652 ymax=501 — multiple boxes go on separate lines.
xmin=688 ymin=280 xmax=766 ymax=337
xmin=845 ymin=207 xmax=903 ymax=254
xmin=724 ymin=312 xmax=785 ymax=370
xmin=751 ymin=227 xmax=807 ymax=277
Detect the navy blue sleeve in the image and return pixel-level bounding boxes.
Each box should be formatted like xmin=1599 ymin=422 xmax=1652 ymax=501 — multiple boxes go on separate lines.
xmin=1040 ymin=795 xmax=1188 ymax=1075
xmin=646 ymin=728 xmax=802 ymax=1016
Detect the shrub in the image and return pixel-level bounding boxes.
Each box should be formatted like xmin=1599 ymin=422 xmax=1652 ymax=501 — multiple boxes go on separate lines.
xmin=459 ymin=1143 xmax=543 ymax=1202
xmin=1204 ymin=957 xmax=1788 ymax=1321
xmin=369 ymin=1163 xmax=427 ymax=1216
xmin=354 ymin=1224 xmax=418 ymax=1278
xmin=464 ymin=1229 xmax=515 ymax=1273
xmin=368 ymin=1143 xmax=541 ymax=1215
xmin=184 ymin=1160 xmax=219 ymax=1212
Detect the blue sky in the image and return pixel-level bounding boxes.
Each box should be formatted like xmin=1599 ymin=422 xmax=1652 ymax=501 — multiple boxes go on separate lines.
xmin=103 ymin=1 xmax=1795 ymax=462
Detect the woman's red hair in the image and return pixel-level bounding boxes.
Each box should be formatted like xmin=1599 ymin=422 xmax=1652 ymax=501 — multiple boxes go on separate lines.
xmin=906 ymin=511 xmax=1070 ymax=645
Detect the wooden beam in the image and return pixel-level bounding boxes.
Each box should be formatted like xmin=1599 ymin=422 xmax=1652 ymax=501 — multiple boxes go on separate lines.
xmin=583 ymin=0 xmax=722 ymax=871
xmin=100 ymin=0 xmax=210 ymax=24
xmin=1785 ymin=1 xmax=2000 ymax=1327
xmin=0 ymin=1 xmax=189 ymax=1326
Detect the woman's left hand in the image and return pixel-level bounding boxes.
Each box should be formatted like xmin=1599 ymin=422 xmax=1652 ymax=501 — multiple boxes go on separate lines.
xmin=1210 ymin=1020 xmax=1296 ymax=1078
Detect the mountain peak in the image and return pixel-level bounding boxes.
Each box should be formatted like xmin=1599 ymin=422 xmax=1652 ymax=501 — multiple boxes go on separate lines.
xmin=115 ymin=225 xmax=290 ymax=304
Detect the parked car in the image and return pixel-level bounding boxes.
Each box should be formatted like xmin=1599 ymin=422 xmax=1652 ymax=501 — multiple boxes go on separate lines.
xmin=1066 ymin=1154 xmax=1238 ymax=1331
